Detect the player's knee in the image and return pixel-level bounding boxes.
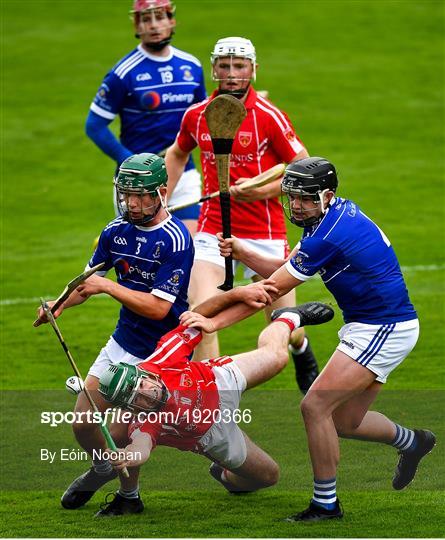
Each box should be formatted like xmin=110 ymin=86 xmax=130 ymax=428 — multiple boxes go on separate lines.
xmin=275 ymin=348 xmax=289 ymax=371
xmin=262 ymin=461 xmax=280 ymax=487
xmin=300 ymin=392 xmax=324 ymax=421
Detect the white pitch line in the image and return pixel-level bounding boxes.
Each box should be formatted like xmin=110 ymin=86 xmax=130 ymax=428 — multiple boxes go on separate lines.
xmin=1 ymin=264 xmax=444 ymax=307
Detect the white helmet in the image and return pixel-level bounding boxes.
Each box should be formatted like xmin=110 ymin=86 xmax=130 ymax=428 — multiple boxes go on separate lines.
xmin=210 ymin=37 xmax=256 ymax=81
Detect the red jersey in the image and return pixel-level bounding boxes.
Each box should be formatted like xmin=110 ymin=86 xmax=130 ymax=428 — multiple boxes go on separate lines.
xmin=128 ymin=325 xmax=221 ymax=452
xmin=176 ymin=87 xmax=306 ymax=240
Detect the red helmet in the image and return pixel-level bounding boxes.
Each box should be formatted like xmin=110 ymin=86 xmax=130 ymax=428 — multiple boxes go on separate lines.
xmin=131 ymin=0 xmax=175 ymax=15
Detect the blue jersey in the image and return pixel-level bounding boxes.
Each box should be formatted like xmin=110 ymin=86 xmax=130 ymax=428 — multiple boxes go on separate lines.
xmin=89 ymin=215 xmax=194 ymax=358
xmin=89 ymin=44 xmax=206 ymax=171
xmin=286 ymin=198 xmax=417 ymax=325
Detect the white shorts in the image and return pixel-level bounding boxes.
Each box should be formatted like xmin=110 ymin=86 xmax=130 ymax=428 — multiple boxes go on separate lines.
xmin=88 ymin=336 xmax=145 ymax=379
xmin=194 ymin=232 xmax=288 ymax=279
xmin=168 ymin=168 xmax=201 ymax=207
xmin=198 ymin=360 xmax=248 ymax=469
xmin=336 ymin=319 xmax=420 ymax=383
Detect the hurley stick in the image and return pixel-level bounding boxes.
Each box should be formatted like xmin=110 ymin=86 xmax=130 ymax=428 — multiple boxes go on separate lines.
xmin=40 ymin=299 xmax=129 ymax=478
xmin=204 ymin=94 xmax=246 ymax=290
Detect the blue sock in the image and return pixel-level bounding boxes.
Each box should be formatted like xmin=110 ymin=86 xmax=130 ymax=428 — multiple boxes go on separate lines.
xmin=391 ymin=424 xmax=417 ymax=452
xmin=312 ymin=477 xmax=337 ymax=510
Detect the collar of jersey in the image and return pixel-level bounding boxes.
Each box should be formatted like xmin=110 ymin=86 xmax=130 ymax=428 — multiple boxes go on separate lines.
xmin=137 ymin=43 xmax=174 ymax=63
xmin=135 ymin=215 xmax=173 ymax=232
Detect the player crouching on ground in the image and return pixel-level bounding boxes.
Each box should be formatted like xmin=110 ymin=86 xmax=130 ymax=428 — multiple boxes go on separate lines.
xmin=93 ymin=290 xmax=334 ymax=517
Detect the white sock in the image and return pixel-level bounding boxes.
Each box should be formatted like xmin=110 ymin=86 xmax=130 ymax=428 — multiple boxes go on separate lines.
xmin=275 ymin=312 xmax=301 ymax=330
xmin=289 ymin=337 xmax=308 ymax=355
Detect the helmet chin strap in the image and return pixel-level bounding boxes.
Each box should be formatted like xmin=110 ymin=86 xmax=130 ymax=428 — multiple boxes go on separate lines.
xmin=137 ymin=33 xmax=174 ymax=50
xmin=218 ymin=83 xmax=251 ymax=99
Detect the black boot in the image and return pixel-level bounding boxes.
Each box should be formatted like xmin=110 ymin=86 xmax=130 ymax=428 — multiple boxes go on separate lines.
xmin=95 ymin=492 xmax=144 ymax=517
xmin=291 ymin=338 xmax=319 ymax=394
xmin=61 ymin=466 xmax=118 ymax=509
xmin=392 ymin=429 xmax=436 ymax=490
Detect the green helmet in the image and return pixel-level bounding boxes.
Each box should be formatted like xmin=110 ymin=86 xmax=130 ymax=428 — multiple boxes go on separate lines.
xmin=115 ymin=153 xmax=168 ymax=225
xmin=99 ymin=362 xmax=168 ymax=413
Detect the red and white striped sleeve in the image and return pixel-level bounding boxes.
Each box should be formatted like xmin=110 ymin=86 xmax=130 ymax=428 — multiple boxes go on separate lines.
xmin=256 ymin=96 xmax=306 ymax=162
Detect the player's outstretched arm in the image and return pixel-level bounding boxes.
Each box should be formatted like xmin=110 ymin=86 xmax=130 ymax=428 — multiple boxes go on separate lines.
xmin=217 ymin=233 xmax=285 ymax=278
xmin=34 ymin=289 xmax=89 ymax=326
xmin=182 ymin=265 xmax=301 ymax=332
xmin=180 ymin=279 xmax=281 ymax=332
xmin=107 ymin=432 xmax=153 ymax=470
xmin=231 ymin=177 xmax=282 ymax=202
xmin=76 ymin=274 xmax=172 ymax=320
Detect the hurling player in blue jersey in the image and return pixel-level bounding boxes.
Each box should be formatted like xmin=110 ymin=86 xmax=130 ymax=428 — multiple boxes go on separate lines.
xmin=185 ymin=157 xmax=436 ymax=522
xmin=85 ymin=0 xmax=206 ymax=234
xmin=36 ymin=153 xmax=194 ymax=510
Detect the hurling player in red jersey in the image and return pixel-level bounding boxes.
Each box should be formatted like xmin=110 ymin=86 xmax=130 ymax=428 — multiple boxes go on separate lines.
xmin=93 ymin=282 xmax=333 ymax=516
xmin=165 ymin=37 xmax=319 ymax=394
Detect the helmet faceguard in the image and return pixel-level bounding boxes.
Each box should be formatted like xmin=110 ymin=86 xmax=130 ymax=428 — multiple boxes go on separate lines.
xmin=115 ymin=153 xmax=168 ymax=225
xmin=130 ymin=0 xmax=176 ymax=51
xmin=211 ymin=37 xmax=256 ymax=97
xmin=281 ymin=157 xmax=338 ymax=227
xmin=99 ymin=362 xmax=168 ymax=414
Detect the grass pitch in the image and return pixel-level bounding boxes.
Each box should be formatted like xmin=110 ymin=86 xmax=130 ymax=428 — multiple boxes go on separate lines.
xmin=1 ymin=0 xmax=444 ymax=537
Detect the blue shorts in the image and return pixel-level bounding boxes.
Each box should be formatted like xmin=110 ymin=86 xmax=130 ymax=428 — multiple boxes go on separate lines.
xmin=171 ymin=204 xmax=201 ymax=221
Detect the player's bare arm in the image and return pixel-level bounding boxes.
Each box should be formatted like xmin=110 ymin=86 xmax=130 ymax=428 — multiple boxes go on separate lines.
xmin=35 ymin=289 xmax=89 ymax=325
xmin=192 ymin=265 xmax=300 ymax=332
xmin=231 ymin=177 xmax=283 ymax=202
xmin=181 ymin=272 xmax=294 ymax=332
xmin=217 ymin=232 xmax=285 ymax=278
xmin=108 ymin=432 xmax=153 ymax=470
xmin=165 ymin=141 xmax=191 ymax=200
xmin=231 ymin=152 xmax=308 ymax=203
xmin=76 ymin=274 xmax=172 ymax=320
xmin=195 ymin=279 xmax=278 ymax=314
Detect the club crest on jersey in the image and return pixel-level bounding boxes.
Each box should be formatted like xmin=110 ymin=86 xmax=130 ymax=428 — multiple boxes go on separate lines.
xmin=180 ymin=65 xmax=194 ymax=82
xmin=153 ymin=241 xmax=164 ymax=258
xmin=179 ymin=373 xmax=193 ymax=388
xmin=141 ymin=90 xmax=161 ymax=110
xmin=284 ymin=128 xmax=295 ymax=141
xmin=238 ymin=131 xmax=252 ymax=147
xmin=168 ymin=269 xmax=184 ymax=285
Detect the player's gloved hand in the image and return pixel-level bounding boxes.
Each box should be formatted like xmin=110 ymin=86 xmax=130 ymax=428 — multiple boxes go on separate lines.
xmin=76 ymin=274 xmax=109 ymax=298
xmin=34 ymin=300 xmax=64 ymax=326
xmin=217 ymin=232 xmax=246 ymax=260
xmin=237 ymin=279 xmax=279 ymax=308
xmin=179 ymin=311 xmax=216 ymax=333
